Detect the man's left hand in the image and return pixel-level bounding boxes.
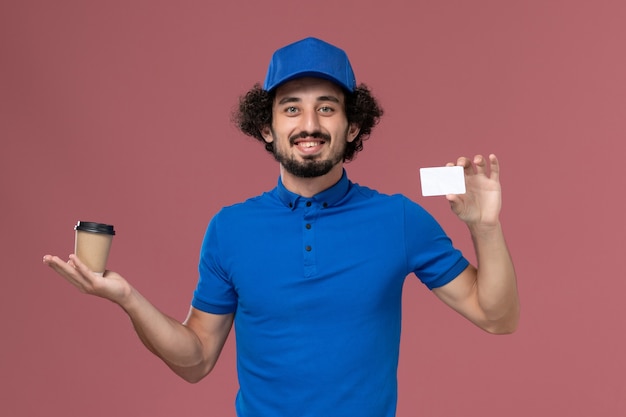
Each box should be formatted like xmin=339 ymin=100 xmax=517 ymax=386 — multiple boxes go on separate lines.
xmin=446 ymin=154 xmax=502 ymax=228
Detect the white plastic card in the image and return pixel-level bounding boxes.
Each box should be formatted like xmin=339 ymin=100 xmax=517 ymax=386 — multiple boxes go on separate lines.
xmin=419 ymin=166 xmax=466 ymax=196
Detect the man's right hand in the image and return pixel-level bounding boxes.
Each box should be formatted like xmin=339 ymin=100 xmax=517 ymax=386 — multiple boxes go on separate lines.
xmin=43 ymin=254 xmax=132 ymax=306
xmin=42 ymin=253 xmax=234 ymax=383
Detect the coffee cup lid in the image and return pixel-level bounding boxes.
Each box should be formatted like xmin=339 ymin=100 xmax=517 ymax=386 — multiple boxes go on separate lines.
xmin=74 ymin=221 xmax=116 ymax=235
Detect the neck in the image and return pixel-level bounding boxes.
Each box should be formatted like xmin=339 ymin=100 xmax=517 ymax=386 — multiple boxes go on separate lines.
xmin=279 ymin=164 xmax=344 ymax=198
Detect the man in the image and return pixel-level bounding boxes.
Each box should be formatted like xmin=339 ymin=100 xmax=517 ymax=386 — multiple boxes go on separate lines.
xmin=44 ymin=37 xmax=519 ymax=416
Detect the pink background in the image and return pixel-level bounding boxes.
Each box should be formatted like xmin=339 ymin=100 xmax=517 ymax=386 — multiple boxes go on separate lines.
xmin=2 ymin=1 xmax=625 ymax=416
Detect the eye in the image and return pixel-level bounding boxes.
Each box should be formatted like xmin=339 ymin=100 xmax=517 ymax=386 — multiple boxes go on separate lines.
xmin=285 ymin=106 xmax=298 ymax=114
xmin=318 ymin=106 xmax=334 ymax=114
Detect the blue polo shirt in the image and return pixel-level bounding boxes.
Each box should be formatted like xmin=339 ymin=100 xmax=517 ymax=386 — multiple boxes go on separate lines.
xmin=192 ymin=171 xmax=468 ymax=417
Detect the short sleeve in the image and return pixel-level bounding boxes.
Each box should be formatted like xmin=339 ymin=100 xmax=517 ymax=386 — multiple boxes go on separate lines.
xmin=191 ymin=212 xmax=238 ymax=314
xmin=403 ymin=198 xmax=469 ymax=289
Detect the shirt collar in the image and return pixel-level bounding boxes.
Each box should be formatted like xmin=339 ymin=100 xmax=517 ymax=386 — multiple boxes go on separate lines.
xmin=275 ymin=170 xmax=350 ymax=210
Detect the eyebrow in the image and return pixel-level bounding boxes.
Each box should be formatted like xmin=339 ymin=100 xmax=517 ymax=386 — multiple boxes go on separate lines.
xmin=277 ymin=95 xmax=341 ymax=105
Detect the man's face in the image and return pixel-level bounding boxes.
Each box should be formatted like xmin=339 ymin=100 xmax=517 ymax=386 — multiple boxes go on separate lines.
xmin=262 ymin=77 xmax=359 ymax=178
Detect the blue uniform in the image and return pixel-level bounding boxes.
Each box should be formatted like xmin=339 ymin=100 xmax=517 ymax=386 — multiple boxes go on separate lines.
xmin=192 ymin=171 xmax=468 ymax=416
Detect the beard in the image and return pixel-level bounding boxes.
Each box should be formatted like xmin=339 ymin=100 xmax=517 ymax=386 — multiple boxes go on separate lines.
xmin=271 ymin=129 xmax=347 ymax=178
xmin=277 ymin=155 xmax=337 ymax=178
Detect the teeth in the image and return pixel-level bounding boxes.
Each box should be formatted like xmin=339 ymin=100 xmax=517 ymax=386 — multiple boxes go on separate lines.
xmin=299 ymin=141 xmax=319 ymax=148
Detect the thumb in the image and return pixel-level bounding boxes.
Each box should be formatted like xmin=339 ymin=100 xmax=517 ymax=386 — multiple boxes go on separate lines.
xmin=446 ymin=194 xmax=463 ymax=215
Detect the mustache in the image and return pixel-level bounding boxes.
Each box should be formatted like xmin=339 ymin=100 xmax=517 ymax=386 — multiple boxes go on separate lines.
xmin=289 ymin=131 xmax=331 ymax=144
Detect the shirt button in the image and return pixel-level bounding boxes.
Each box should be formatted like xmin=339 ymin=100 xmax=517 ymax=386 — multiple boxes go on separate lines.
xmin=289 ymin=202 xmax=293 ymax=208
xmin=306 ymin=201 xmax=312 ymax=207
xmin=305 ymin=245 xmax=312 ymax=251
xmin=305 ymin=224 xmax=311 ymax=229
xmin=323 ymin=202 xmax=328 ymax=208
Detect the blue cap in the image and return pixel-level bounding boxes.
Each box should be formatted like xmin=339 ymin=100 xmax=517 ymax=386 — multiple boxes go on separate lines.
xmin=263 ymin=37 xmax=356 ymax=92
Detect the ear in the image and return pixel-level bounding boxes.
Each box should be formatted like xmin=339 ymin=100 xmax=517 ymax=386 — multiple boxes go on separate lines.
xmin=260 ymin=126 xmax=274 ymax=143
xmin=346 ymin=123 xmax=360 ymax=143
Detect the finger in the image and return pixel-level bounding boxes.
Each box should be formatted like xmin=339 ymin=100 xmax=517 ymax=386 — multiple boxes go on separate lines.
xmin=42 ymin=254 xmax=54 ymax=266
xmin=69 ymin=254 xmax=97 ymax=278
xmin=489 ymin=153 xmax=500 ymax=181
xmin=473 ymin=155 xmax=487 ymax=175
xmin=456 ymin=156 xmax=474 ymax=175
xmin=445 ymin=194 xmax=461 ymax=213
xmin=44 ymin=255 xmax=86 ymax=287
xmin=43 ymin=255 xmax=74 ymax=274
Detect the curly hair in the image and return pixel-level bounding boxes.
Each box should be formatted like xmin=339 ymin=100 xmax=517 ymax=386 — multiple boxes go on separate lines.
xmin=232 ymin=83 xmax=383 ymax=161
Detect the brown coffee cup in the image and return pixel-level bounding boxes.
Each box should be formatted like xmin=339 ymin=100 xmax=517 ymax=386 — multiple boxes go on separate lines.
xmin=74 ymin=221 xmax=116 ymax=275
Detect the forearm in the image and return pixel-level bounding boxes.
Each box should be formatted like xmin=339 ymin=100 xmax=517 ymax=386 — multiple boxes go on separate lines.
xmin=119 ymin=288 xmax=210 ymax=380
xmin=43 ymin=254 xmax=222 ymax=381
xmin=470 ymin=222 xmax=520 ymax=332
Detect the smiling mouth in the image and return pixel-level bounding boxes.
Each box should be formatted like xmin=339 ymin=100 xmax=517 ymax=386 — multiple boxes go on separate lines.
xmin=290 ymin=131 xmax=331 ymax=145
xmin=292 ymin=139 xmax=326 ymax=156
xmin=295 ymin=140 xmax=326 ymax=148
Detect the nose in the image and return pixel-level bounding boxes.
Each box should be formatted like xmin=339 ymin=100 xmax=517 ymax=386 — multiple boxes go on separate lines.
xmin=301 ymin=108 xmax=321 ymax=133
